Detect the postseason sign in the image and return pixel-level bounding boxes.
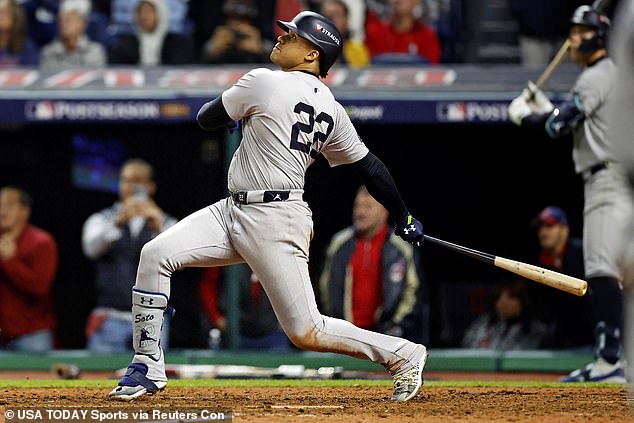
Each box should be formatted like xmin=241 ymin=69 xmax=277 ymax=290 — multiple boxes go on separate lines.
xmin=0 ymin=66 xmax=575 ymax=125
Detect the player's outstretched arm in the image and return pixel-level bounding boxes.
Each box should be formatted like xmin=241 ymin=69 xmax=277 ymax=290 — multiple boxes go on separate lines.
xmin=196 ymin=96 xmax=238 ymax=132
xmin=349 ymin=152 xmax=424 ymax=246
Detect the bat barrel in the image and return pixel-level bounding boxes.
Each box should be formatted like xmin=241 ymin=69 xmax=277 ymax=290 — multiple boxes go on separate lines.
xmin=424 ymin=235 xmax=588 ymax=297
xmin=494 ymin=257 xmax=588 ymax=296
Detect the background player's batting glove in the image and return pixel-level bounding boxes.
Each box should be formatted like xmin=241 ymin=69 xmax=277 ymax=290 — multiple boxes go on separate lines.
xmin=395 ymin=214 xmax=424 ymax=247
xmin=508 ymin=88 xmax=532 ymax=126
xmin=526 ymin=81 xmax=554 ymax=114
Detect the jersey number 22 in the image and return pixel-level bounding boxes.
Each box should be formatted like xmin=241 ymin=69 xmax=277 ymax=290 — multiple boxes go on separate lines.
xmin=290 ymin=102 xmax=333 ymax=158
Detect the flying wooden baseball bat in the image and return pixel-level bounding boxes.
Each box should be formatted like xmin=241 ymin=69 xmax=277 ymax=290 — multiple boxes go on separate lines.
xmin=424 ymin=235 xmax=588 ymax=297
xmin=534 ymin=0 xmax=611 ymax=89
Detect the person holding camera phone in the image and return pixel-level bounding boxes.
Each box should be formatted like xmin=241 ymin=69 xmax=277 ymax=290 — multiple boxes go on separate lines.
xmin=82 ymin=158 xmax=177 ymax=352
xmin=199 ymin=0 xmax=270 ymax=64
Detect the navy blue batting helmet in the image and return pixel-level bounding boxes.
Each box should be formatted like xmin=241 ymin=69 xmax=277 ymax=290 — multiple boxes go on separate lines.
xmin=570 ymin=5 xmax=610 ymax=53
xmin=276 ymin=11 xmax=343 ymax=77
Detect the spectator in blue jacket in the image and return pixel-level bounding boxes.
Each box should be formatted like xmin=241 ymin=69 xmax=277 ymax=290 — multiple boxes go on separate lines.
xmin=319 ymin=185 xmax=428 ymax=343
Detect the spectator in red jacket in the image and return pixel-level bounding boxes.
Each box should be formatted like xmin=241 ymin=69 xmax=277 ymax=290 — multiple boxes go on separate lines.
xmin=0 ymin=186 xmax=58 ymax=351
xmin=365 ymin=0 xmax=440 ymax=64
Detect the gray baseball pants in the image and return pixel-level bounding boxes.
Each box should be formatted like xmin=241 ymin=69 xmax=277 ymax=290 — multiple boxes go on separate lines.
xmin=134 ymin=196 xmax=420 ymax=372
xmin=584 ymin=165 xmax=634 ymax=279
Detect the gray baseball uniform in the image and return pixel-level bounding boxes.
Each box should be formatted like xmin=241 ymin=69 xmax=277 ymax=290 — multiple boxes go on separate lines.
xmin=508 ymin=6 xmax=630 ymax=380
xmin=131 ymin=68 xmax=422 ymax=378
xmin=570 ymin=58 xmax=634 ymax=280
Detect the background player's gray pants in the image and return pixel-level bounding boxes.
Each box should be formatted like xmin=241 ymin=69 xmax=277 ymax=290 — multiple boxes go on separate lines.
xmin=583 ymin=165 xmax=634 ymax=279
xmin=135 ymin=197 xmax=420 ymax=373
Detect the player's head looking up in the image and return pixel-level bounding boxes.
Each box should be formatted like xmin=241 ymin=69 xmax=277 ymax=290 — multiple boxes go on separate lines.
xmin=568 ymin=5 xmax=610 ymax=65
xmin=273 ymin=11 xmax=342 ymax=78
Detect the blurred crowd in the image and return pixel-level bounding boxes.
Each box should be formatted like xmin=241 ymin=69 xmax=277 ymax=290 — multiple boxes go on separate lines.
xmin=0 ymin=0 xmax=596 ymax=69
xmin=0 ymin=0 xmax=623 ymax=357
xmin=0 ymin=172 xmax=595 ymax=354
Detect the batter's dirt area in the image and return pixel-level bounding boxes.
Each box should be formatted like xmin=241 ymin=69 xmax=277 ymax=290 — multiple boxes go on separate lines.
xmin=2 ymin=386 xmax=633 ymax=422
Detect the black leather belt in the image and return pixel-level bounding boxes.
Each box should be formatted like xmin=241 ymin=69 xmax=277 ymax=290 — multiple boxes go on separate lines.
xmin=231 ymin=190 xmax=291 ymax=205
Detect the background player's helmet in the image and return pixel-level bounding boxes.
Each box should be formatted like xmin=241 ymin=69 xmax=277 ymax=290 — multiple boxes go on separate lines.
xmin=569 ymin=5 xmax=610 ymax=54
xmin=276 ymin=11 xmax=343 ymax=78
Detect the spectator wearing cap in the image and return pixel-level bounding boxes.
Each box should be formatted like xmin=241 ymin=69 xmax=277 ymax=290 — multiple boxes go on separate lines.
xmin=534 ymin=206 xmax=581 ymax=275
xmin=199 ymin=0 xmax=268 ymax=64
xmin=530 ymin=206 xmax=593 ymax=349
xmin=39 ymin=0 xmax=106 ymax=68
xmin=107 ymin=0 xmax=194 ymax=66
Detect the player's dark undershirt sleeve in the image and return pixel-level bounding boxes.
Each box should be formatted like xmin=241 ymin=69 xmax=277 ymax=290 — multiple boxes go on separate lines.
xmin=349 ymin=152 xmax=409 ymax=222
xmin=196 ymin=96 xmax=233 ymax=130
xmin=521 ymin=97 xmax=585 ymax=139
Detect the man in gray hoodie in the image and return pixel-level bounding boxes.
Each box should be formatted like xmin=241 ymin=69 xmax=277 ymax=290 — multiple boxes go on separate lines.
xmin=107 ymin=0 xmax=194 ymax=65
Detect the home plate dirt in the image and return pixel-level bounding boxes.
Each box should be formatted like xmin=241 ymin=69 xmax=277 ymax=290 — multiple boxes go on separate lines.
xmin=2 ymin=386 xmax=633 ymax=423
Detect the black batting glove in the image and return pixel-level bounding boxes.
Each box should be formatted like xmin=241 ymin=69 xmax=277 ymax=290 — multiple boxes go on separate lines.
xmin=394 ymin=213 xmax=424 ymax=247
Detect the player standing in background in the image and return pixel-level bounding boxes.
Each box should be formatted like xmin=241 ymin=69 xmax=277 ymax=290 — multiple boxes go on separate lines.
xmin=508 ymin=5 xmax=633 ymax=382
xmin=108 ymin=11 xmax=428 ymax=402
xmin=608 ymin=0 xmax=634 ymax=389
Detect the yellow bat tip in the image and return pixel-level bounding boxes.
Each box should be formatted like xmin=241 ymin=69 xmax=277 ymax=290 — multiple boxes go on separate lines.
xmin=578 ymin=282 xmax=588 ymax=296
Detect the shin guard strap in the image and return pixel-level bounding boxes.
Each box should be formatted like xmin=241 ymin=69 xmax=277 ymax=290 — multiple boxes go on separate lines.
xmin=132 ymin=289 xmax=168 ymax=309
xmin=118 ymin=363 xmax=159 ymax=393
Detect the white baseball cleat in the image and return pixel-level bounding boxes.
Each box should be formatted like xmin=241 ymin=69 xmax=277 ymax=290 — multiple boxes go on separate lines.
xmin=390 ymin=345 xmax=429 ymax=401
xmin=560 ymin=357 xmax=627 ymax=383
xmin=108 ymin=363 xmax=167 ymax=401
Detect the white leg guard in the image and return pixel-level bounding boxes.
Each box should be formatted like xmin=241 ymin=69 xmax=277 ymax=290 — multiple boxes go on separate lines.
xmin=130 ymin=289 xmax=169 ymax=382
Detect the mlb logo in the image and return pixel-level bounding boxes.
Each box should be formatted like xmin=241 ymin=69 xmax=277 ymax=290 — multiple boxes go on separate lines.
xmin=28 ymin=101 xmax=55 ymax=120
xmin=316 ymin=24 xmax=322 ymax=31
xmin=446 ymin=103 xmax=466 ymax=121
xmin=437 ymin=102 xmax=466 ymax=122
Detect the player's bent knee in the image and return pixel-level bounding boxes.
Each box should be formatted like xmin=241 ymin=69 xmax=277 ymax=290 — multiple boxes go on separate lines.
xmin=285 ymin=326 xmax=321 ymax=351
xmin=139 ymin=239 xmax=162 ymax=265
xmin=139 ymin=239 xmax=177 ymax=275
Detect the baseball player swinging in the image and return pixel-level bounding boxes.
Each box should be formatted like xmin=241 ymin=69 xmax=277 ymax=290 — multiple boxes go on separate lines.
xmin=508 ymin=5 xmax=633 ymax=383
xmin=109 ymin=11 xmax=428 ymax=401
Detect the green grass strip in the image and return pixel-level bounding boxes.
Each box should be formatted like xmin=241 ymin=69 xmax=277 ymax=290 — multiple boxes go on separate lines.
xmin=0 ymin=379 xmax=625 ymax=389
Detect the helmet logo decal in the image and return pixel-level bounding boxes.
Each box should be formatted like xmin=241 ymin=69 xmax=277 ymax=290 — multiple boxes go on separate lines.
xmin=315 ymin=23 xmax=340 ymax=46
